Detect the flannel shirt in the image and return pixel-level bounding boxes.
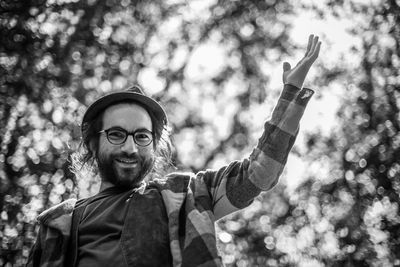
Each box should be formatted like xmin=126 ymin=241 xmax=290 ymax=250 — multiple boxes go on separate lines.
xmin=26 ymin=84 xmax=314 ymax=267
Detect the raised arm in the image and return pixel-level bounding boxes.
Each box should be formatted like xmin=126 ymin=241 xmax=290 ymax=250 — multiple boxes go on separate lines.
xmin=195 ymin=35 xmax=321 ymax=220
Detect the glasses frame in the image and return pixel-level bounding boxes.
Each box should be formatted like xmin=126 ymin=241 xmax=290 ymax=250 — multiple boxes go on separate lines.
xmin=99 ymin=127 xmax=154 ymax=147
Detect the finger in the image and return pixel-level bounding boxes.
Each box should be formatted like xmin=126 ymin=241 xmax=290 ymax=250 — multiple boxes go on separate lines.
xmin=283 ymin=62 xmax=291 ymax=72
xmin=309 ymin=35 xmax=319 ymax=56
xmin=311 ymin=41 xmax=322 ymax=60
xmin=305 ymin=34 xmax=314 ymax=56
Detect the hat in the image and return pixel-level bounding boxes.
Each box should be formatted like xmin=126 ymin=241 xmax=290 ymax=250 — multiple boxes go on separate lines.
xmin=81 ymin=85 xmax=168 ymax=128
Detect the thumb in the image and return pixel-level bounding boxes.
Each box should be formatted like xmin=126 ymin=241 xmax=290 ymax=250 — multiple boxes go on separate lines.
xmin=283 ymin=62 xmax=291 ymax=72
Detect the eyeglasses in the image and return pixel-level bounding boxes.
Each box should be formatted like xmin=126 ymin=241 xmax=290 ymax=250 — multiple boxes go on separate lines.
xmin=99 ymin=127 xmax=153 ymax=146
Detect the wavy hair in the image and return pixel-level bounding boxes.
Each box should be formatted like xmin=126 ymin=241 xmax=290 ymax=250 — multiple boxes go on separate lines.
xmin=70 ymin=101 xmax=174 ymax=182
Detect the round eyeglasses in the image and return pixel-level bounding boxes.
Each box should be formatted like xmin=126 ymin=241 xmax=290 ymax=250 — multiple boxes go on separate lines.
xmin=99 ymin=127 xmax=153 ymax=146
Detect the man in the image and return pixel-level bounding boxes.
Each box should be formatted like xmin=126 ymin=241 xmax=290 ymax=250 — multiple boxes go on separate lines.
xmin=27 ymin=35 xmax=321 ymax=267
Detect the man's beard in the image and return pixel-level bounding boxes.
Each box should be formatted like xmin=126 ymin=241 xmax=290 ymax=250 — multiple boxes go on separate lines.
xmin=97 ymin=151 xmax=154 ymax=189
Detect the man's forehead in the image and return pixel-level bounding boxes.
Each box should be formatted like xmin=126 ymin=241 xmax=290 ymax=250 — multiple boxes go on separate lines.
xmin=102 ymin=102 xmax=153 ymax=129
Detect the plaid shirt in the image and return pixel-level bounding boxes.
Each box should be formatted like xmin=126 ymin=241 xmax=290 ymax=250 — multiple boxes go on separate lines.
xmin=26 ymin=84 xmax=313 ymax=267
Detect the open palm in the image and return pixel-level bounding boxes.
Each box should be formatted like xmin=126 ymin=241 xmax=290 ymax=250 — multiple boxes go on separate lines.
xmin=283 ymin=34 xmax=321 ymax=88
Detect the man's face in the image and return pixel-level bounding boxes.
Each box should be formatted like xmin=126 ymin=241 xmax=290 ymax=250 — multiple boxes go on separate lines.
xmin=97 ymin=103 xmax=155 ymax=189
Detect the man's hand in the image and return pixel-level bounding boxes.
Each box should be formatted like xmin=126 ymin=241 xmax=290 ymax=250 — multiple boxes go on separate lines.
xmin=282 ymin=34 xmax=321 ymax=88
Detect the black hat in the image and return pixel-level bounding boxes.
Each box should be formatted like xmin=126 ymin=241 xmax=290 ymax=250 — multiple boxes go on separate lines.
xmin=81 ymin=85 xmax=167 ymax=129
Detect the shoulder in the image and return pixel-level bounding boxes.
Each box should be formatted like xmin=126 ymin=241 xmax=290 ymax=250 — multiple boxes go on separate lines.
xmin=149 ymin=172 xmax=194 ymax=192
xmin=37 ymin=198 xmax=77 ymax=225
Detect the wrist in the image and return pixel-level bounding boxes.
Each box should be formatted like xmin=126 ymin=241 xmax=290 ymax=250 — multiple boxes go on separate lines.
xmin=284 ymin=82 xmax=302 ymax=89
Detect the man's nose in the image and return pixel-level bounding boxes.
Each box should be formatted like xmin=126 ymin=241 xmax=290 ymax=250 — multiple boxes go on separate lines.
xmin=121 ymin=135 xmax=138 ymax=153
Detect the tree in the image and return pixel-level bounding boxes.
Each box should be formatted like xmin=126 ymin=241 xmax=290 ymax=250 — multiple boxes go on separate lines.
xmin=217 ymin=0 xmax=400 ymax=266
xmin=0 ymin=0 xmax=297 ymax=265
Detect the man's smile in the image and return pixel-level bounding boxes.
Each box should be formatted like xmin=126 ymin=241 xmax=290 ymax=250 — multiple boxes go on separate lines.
xmin=115 ymin=158 xmax=139 ymax=167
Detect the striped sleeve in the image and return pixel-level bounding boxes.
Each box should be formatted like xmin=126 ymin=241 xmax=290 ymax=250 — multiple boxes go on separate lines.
xmin=198 ymin=84 xmax=314 ymax=220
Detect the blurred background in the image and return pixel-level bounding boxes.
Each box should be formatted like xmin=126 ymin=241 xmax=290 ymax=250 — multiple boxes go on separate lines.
xmin=1 ymin=0 xmax=399 ymax=266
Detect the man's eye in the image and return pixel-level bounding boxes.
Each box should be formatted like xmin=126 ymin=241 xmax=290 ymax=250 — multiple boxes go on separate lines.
xmin=108 ymin=130 xmax=125 ymax=140
xmin=135 ymin=133 xmax=151 ymax=140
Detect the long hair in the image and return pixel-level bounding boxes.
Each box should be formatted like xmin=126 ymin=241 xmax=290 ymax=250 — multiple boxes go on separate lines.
xmin=70 ymin=101 xmax=174 ymax=182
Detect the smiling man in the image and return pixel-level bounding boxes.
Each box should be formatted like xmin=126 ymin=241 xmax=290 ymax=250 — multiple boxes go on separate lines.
xmin=27 ymin=35 xmax=321 ymax=267
xmin=96 ymin=103 xmax=155 ymax=189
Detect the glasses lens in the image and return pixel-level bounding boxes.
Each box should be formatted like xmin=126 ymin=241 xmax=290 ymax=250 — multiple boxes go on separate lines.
xmin=134 ymin=131 xmax=153 ymax=146
xmin=107 ymin=129 xmax=126 ymax=144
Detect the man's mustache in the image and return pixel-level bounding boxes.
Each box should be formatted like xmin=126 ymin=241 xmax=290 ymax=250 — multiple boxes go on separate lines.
xmin=111 ymin=153 xmax=142 ymax=162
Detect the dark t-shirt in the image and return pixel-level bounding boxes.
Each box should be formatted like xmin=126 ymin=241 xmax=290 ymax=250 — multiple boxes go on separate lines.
xmin=77 ymin=186 xmax=172 ymax=266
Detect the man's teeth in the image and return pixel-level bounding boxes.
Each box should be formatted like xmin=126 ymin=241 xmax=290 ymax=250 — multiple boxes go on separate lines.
xmin=117 ymin=159 xmax=137 ymax=163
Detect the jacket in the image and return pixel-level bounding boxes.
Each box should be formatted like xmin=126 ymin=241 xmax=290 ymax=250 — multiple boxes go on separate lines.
xmin=26 ymin=84 xmax=314 ymax=267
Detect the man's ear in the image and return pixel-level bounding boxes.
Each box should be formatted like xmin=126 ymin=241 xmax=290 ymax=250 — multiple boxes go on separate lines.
xmin=88 ymin=139 xmax=97 ymax=158
xmin=153 ymin=139 xmax=157 ymax=151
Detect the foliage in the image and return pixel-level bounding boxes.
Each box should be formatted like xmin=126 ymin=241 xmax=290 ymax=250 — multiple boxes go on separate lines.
xmin=217 ymin=0 xmax=400 ymax=266
xmin=0 ymin=0 xmax=295 ymax=265
xmin=1 ymin=0 xmax=399 ymax=266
